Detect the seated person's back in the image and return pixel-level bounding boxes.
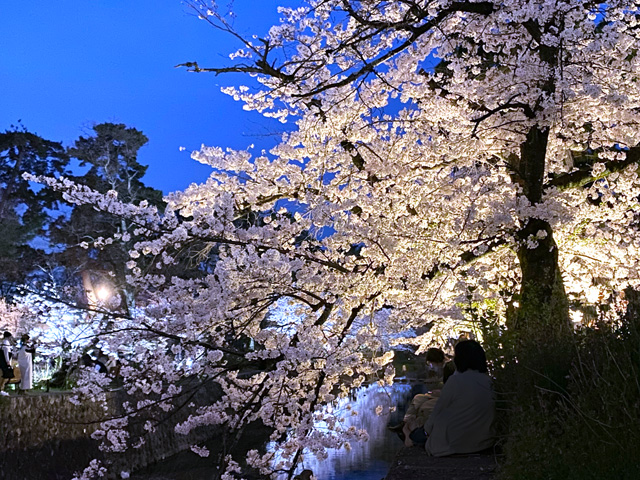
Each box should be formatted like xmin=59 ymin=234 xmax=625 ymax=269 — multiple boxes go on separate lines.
xmin=424 ymin=340 xmax=495 ymax=456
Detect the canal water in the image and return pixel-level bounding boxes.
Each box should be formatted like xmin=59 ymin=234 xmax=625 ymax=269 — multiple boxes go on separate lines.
xmin=283 ymin=382 xmax=413 ymax=480
xmin=132 ymin=381 xmax=417 ymax=480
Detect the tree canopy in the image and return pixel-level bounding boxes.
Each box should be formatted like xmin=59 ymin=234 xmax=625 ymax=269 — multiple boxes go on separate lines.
xmin=50 ymin=123 xmax=165 ymax=313
xmin=177 ymin=0 xmax=640 ymax=340
xmin=36 ymin=1 xmax=640 ymax=478
xmin=0 ymin=126 xmax=69 ymax=291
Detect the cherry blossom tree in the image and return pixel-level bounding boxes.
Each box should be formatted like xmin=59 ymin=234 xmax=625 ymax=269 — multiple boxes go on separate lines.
xmin=33 ymin=0 xmax=640 ymax=478
xmin=51 ymin=123 xmax=166 ymax=315
xmin=179 ymin=0 xmax=640 ymax=340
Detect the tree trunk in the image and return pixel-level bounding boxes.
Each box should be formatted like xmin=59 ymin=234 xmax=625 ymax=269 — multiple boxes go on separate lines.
xmin=511 ymin=127 xmax=571 ymax=342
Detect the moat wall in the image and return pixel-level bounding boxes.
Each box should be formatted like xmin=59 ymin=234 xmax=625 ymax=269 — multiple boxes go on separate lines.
xmin=0 ymin=384 xmax=221 ymax=480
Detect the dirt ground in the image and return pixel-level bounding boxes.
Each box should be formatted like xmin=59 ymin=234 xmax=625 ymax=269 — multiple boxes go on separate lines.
xmin=384 ymin=446 xmax=499 ymax=480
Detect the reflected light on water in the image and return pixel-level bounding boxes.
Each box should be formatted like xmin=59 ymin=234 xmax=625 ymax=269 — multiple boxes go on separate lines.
xmin=274 ymin=383 xmax=413 ymax=480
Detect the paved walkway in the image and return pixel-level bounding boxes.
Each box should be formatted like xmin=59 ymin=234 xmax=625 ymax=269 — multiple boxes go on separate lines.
xmin=385 ymin=446 xmax=499 ymax=480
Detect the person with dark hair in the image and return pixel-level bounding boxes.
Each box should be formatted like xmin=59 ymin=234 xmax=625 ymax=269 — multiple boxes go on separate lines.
xmin=0 ymin=331 xmax=14 ymax=395
xmin=425 ymin=347 xmax=446 ymax=364
xmin=421 ymin=339 xmax=495 ymax=456
xmin=81 ymin=353 xmax=108 ymax=374
xmin=389 ymin=347 xmax=448 ymax=446
xmin=424 ymin=347 xmax=446 ymax=385
xmin=452 ymin=339 xmax=488 ymax=373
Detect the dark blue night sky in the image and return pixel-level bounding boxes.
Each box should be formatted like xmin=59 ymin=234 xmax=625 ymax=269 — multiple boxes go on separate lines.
xmin=1 ymin=1 xmax=293 ymax=193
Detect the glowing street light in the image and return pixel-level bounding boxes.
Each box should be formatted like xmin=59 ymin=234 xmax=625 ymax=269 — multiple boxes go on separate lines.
xmin=96 ymin=286 xmax=112 ymax=302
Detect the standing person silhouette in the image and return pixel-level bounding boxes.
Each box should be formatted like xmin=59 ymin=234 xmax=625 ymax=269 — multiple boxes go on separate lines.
xmin=17 ymin=334 xmax=35 ymax=393
xmin=0 ymin=331 xmax=13 ymax=395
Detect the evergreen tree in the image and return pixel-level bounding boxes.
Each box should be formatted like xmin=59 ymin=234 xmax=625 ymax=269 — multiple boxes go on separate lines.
xmin=0 ymin=125 xmax=69 ymax=292
xmin=51 ymin=123 xmax=165 ymax=313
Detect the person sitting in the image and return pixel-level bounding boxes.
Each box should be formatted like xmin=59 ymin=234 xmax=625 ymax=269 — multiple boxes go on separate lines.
xmin=389 ymin=347 xmax=449 ymax=445
xmin=420 ymin=339 xmax=495 ymax=456
xmin=401 ymin=389 xmax=441 ymax=447
xmin=423 ymin=347 xmax=446 ymax=387
xmin=81 ymin=353 xmax=108 ymax=374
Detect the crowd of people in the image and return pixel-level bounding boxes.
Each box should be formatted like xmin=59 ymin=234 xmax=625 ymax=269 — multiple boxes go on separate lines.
xmin=389 ymin=339 xmax=496 ymax=456
xmin=0 ymin=330 xmax=119 ymax=395
xmin=0 ymin=331 xmax=36 ymax=395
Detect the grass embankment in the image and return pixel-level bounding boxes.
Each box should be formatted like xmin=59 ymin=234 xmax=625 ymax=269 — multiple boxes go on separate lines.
xmin=485 ymin=313 xmax=640 ymax=480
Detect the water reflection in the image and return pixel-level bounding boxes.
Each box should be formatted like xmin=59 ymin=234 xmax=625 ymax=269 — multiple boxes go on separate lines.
xmin=292 ymin=382 xmax=413 ymax=480
xmin=133 ymin=382 xmax=416 ymax=480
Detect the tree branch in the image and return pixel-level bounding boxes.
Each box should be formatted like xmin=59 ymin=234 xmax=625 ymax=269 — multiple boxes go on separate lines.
xmin=179 ymin=2 xmax=494 ymax=99
xmin=545 ymin=147 xmax=640 ymax=191
xmin=421 ymin=237 xmax=508 ymax=280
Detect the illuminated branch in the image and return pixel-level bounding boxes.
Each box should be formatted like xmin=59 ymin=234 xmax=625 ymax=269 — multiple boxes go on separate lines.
xmin=545 ymin=147 xmax=640 ymax=191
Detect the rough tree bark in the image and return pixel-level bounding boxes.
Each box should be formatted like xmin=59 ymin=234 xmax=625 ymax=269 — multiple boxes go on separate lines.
xmin=512 ymin=126 xmax=571 ymax=344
